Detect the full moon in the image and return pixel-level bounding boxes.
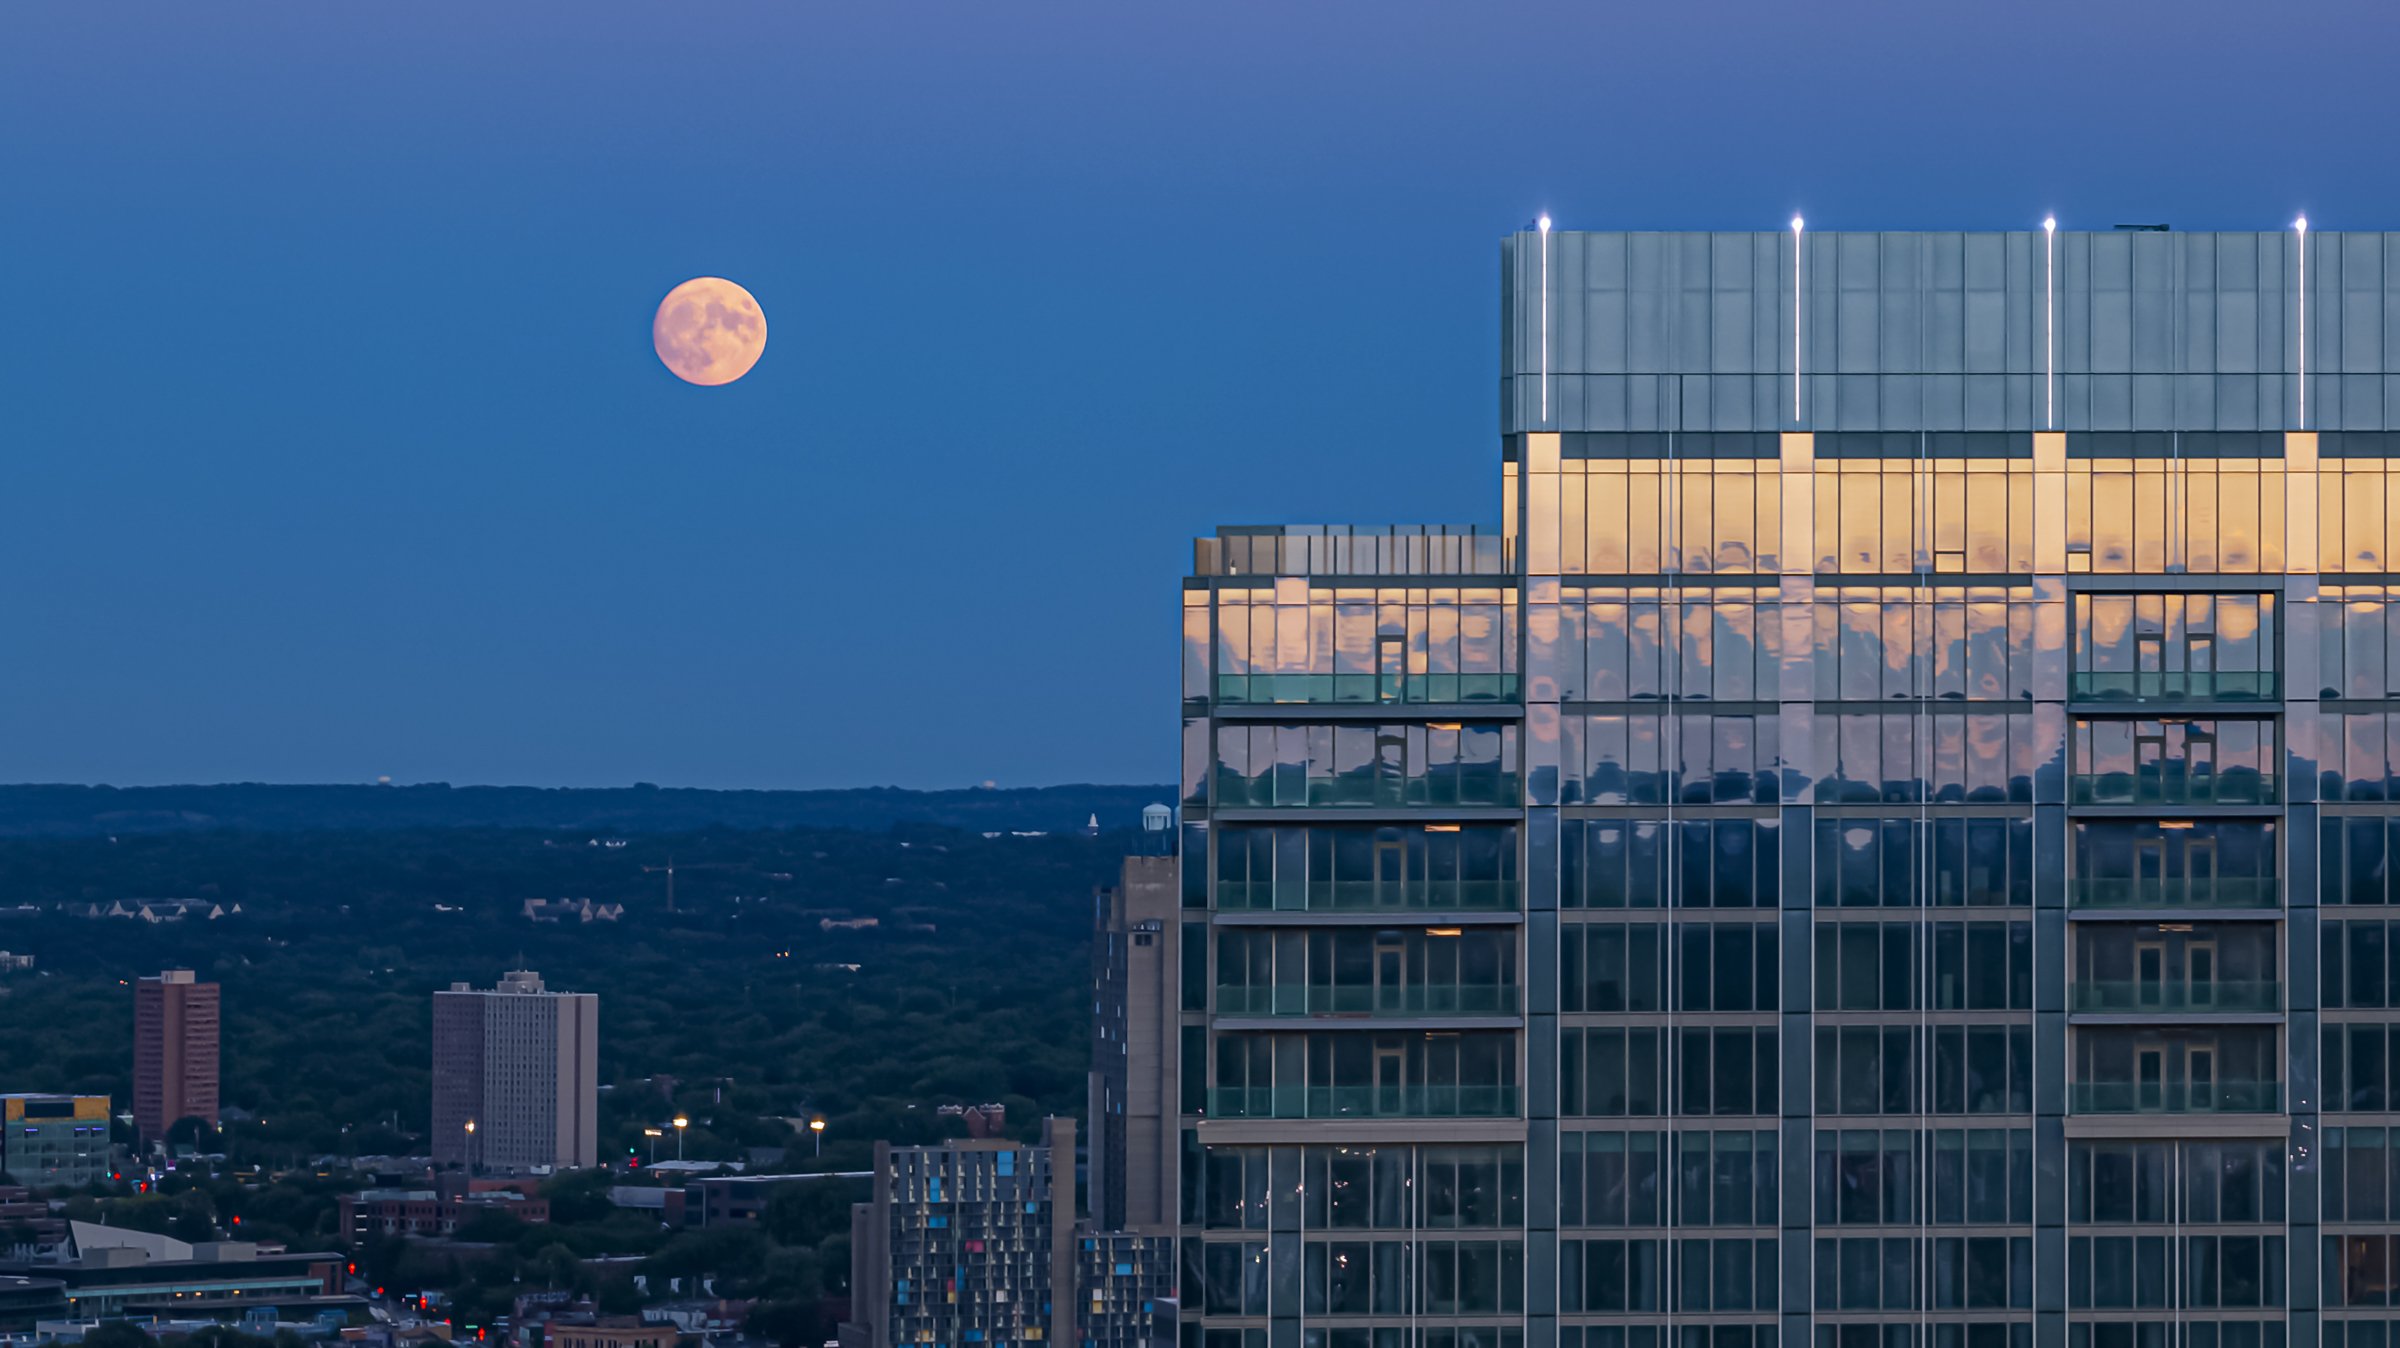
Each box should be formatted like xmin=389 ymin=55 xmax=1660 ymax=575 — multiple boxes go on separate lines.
xmin=653 ymin=277 xmax=767 ymax=386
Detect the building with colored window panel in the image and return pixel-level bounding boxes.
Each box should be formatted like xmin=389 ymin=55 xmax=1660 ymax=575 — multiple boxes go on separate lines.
xmin=0 ymin=1095 xmax=112 ymax=1190
xmin=843 ymin=1118 xmax=1077 ymax=1348
xmin=1167 ymin=226 xmax=2400 ymax=1348
xmin=1080 ymin=1229 xmax=1176 ymax=1348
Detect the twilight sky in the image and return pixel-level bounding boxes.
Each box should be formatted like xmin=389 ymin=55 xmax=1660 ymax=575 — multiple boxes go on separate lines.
xmin=5 ymin=0 xmax=2394 ymax=790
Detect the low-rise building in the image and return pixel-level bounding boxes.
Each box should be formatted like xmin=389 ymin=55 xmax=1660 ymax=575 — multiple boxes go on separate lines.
xmin=682 ymin=1173 xmax=867 ymax=1229
xmin=543 ymin=1316 xmax=684 ymax=1348
xmin=0 ymin=1188 xmax=68 ymax=1260
xmin=933 ymin=1103 xmax=1006 ymax=1138
xmin=0 ymin=1274 xmax=66 ymax=1334
xmin=337 ymin=1189 xmax=551 ymax=1243
xmin=338 ymin=1320 xmax=458 ymax=1348
xmin=68 ymin=899 xmax=236 ymax=923
xmin=520 ymin=899 xmax=624 ymax=924
xmin=603 ymin=1186 xmax=687 ymax=1226
xmin=0 ymin=1096 xmax=111 ymax=1190
xmin=641 ymin=1300 xmax=748 ymax=1338
xmin=0 ymin=1223 xmax=352 ymax=1320
xmin=513 ymin=1304 xmax=686 ymax=1348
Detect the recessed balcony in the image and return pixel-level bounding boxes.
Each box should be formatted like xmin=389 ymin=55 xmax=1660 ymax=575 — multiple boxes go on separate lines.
xmin=2067 ymin=1081 xmax=2281 ymax=1114
xmin=1215 ymin=881 xmax=1519 ymax=913
xmin=2070 ymin=771 xmax=2279 ymax=806
xmin=1205 ymin=1084 xmax=1520 ymax=1120
xmin=2070 ymin=920 xmax=2280 ymax=1016
xmin=1214 ymin=673 xmax=1522 ymax=706
xmin=1214 ymin=983 xmax=1521 ymax=1018
xmin=2068 ymin=979 xmax=2281 ymax=1015
xmin=2071 ymin=1026 xmax=2279 ymax=1115
xmin=2071 ymin=671 xmax=2280 ymax=703
xmin=2071 ymin=878 xmax=2279 ymax=910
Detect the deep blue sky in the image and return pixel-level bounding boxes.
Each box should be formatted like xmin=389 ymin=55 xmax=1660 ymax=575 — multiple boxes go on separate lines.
xmin=5 ymin=1 xmax=2392 ymax=789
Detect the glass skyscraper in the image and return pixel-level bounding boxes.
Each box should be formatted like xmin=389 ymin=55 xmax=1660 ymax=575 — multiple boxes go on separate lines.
xmin=1167 ymin=226 xmax=2400 ymax=1348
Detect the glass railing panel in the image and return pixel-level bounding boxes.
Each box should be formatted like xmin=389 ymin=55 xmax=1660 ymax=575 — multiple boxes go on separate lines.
xmin=1205 ymin=1085 xmax=1521 ymax=1120
xmin=1214 ymin=882 xmax=1521 ymax=913
xmin=2071 ymin=672 xmax=2282 ymax=702
xmin=2067 ymin=980 xmax=2282 ymax=1013
xmin=2069 ymin=773 xmax=2281 ymax=806
xmin=1202 ymin=774 xmax=1524 ymax=808
xmin=2067 ymin=1081 xmax=2281 ymax=1114
xmin=1214 ymin=984 xmax=1522 ymax=1017
xmin=2068 ymin=877 xmax=2281 ymax=910
xmin=1215 ymin=674 xmax=1523 ymax=706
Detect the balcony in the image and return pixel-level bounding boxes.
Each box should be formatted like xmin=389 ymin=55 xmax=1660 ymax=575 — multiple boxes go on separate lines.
xmin=1215 ymin=881 xmax=1520 ymax=913
xmin=2071 ymin=671 xmax=2280 ymax=703
xmin=1205 ymin=1084 xmax=1520 ymax=1120
xmin=1214 ymin=773 xmax=1524 ymax=810
xmin=1213 ymin=673 xmax=1523 ymax=706
xmin=1214 ymin=984 xmax=1521 ymax=1018
xmin=2067 ymin=1081 xmax=2282 ymax=1114
xmin=2068 ymin=980 xmax=2282 ymax=1014
xmin=2070 ymin=772 xmax=2280 ymax=806
xmin=2069 ymin=878 xmax=2280 ymax=911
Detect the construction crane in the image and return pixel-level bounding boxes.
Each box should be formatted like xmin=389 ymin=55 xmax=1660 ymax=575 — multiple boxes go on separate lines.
xmin=638 ymin=857 xmax=741 ymax=913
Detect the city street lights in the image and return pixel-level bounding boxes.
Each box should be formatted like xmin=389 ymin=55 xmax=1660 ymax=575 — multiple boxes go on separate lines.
xmin=463 ymin=1119 xmax=477 ymax=1176
xmin=643 ymin=1127 xmax=664 ymax=1166
xmin=672 ymin=1115 xmax=688 ymax=1161
xmin=809 ymin=1118 xmax=825 ymax=1158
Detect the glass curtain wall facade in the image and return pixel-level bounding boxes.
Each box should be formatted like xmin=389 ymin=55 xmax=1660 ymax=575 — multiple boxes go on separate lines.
xmin=1175 ymin=229 xmax=2400 ymax=1348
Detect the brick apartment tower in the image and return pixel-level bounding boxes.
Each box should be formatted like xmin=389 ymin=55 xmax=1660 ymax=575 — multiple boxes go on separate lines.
xmin=133 ymin=968 xmax=220 ymax=1140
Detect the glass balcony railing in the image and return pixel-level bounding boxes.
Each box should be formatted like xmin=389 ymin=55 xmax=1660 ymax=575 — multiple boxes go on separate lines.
xmin=2069 ymin=773 xmax=2280 ymax=806
xmin=1195 ymin=526 xmax=1514 ymax=579
xmin=2068 ymin=1081 xmax=2282 ymax=1114
xmin=1213 ymin=774 xmax=1525 ymax=810
xmin=1205 ymin=1084 xmax=1521 ymax=1120
xmin=2069 ymin=878 xmax=2280 ymax=910
xmin=2068 ymin=980 xmax=2282 ymax=1014
xmin=1214 ymin=673 xmax=1523 ymax=706
xmin=1215 ymin=881 xmax=1520 ymax=913
xmin=2072 ymin=671 xmax=2281 ymax=702
xmin=1214 ymin=984 xmax=1522 ymax=1017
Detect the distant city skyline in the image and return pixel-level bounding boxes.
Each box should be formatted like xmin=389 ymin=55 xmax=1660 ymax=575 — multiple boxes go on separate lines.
xmin=7 ymin=1 xmax=2397 ymax=790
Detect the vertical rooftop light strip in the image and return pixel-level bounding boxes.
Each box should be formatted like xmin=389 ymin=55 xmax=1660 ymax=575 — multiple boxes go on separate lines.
xmin=2043 ymin=217 xmax=2056 ymax=429
xmin=1791 ymin=217 xmax=1804 ymax=422
xmin=2295 ymin=215 xmax=2309 ymax=429
xmin=1538 ymin=215 xmax=1552 ymax=424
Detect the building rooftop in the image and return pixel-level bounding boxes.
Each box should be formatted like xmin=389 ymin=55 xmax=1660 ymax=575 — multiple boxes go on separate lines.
xmin=1501 ymin=224 xmax=2400 ymax=436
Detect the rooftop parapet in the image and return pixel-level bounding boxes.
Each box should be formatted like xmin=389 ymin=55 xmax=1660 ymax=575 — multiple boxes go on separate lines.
xmin=1194 ymin=525 xmax=1512 ymax=579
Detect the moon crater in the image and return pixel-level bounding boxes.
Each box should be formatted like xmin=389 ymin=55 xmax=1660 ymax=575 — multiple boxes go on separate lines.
xmin=653 ymin=277 xmax=766 ymax=386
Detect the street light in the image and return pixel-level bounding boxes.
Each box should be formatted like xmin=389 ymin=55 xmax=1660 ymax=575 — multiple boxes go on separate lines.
xmin=809 ymin=1118 xmax=825 ymax=1159
xmin=672 ymin=1115 xmax=688 ymax=1162
xmin=463 ymin=1120 xmax=477 ymax=1176
xmin=642 ymin=1127 xmax=664 ymax=1166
